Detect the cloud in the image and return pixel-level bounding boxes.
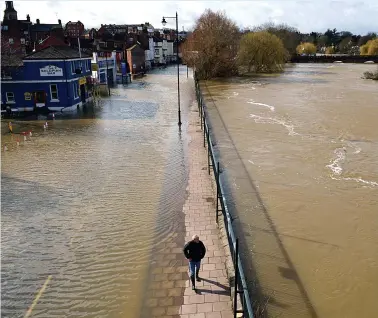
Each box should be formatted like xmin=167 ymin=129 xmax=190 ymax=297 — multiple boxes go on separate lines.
xmin=1 ymin=0 xmax=377 ymax=34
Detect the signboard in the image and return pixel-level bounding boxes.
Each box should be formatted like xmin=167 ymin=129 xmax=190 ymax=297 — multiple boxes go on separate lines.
xmin=79 ymin=77 xmax=86 ymax=85
xmin=91 ymin=63 xmax=98 ymax=71
xmin=40 ymin=65 xmax=63 ymax=77
xmin=121 ymin=62 xmax=127 ymax=76
xmin=24 ymin=92 xmax=31 ymax=100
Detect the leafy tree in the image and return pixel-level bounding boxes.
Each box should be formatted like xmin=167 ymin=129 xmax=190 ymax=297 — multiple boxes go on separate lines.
xmin=187 ymin=9 xmax=240 ymax=79
xmin=325 ymin=46 xmax=335 ymax=54
xmin=237 ymin=31 xmax=289 ymax=73
xmin=338 ymin=36 xmax=353 ymax=53
xmin=360 ymin=38 xmax=378 ymax=55
xmin=296 ymin=42 xmax=317 ymax=55
xmin=253 ymin=22 xmax=301 ymax=55
xmin=358 ymin=33 xmax=377 ymax=46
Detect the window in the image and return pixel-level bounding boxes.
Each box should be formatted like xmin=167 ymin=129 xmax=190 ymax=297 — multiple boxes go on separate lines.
xmin=73 ymin=82 xmax=79 ymax=99
xmin=71 ymin=61 xmax=75 ymax=74
xmin=6 ymin=92 xmax=15 ymax=103
xmin=50 ymin=84 xmax=59 ymax=100
xmin=9 ymin=38 xmax=14 ymax=44
xmin=20 ymin=38 xmax=25 ymax=44
xmin=2 ymin=25 xmax=8 ymax=31
xmin=155 ymin=49 xmax=159 ymax=55
xmin=87 ymin=60 xmax=91 ymax=71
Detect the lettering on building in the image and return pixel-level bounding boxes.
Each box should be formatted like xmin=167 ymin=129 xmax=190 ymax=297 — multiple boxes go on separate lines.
xmin=40 ymin=65 xmax=63 ymax=77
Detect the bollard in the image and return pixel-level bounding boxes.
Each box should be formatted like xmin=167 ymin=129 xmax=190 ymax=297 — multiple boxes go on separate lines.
xmin=4 ymin=145 xmax=8 ymax=151
xmin=16 ymin=139 xmax=20 ymax=146
xmin=43 ymin=124 xmax=46 ymax=130
xmin=52 ymin=113 xmax=55 ymax=119
xmin=45 ymin=122 xmax=48 ymax=127
xmin=29 ymin=131 xmax=32 ymax=137
xmin=24 ymin=135 xmax=27 ymax=141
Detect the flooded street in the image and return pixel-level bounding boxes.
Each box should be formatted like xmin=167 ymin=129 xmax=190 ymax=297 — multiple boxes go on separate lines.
xmin=203 ymin=63 xmax=378 ymax=318
xmin=1 ymin=66 xmax=193 ymax=317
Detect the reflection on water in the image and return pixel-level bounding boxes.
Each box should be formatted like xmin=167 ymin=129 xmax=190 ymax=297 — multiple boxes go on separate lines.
xmin=204 ymin=63 xmax=378 ymax=318
xmin=1 ymin=66 xmax=191 ymax=317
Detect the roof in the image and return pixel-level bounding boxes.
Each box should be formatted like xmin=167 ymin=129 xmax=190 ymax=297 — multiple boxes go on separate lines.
xmin=30 ymin=24 xmax=62 ymax=32
xmin=24 ymin=45 xmax=91 ymax=60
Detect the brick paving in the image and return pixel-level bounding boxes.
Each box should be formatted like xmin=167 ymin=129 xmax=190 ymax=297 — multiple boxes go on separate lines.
xmin=140 ymin=101 xmax=233 ymax=318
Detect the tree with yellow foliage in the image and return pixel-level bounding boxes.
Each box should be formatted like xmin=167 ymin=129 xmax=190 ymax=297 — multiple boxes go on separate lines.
xmin=325 ymin=46 xmax=335 ymax=54
xmin=237 ymin=31 xmax=289 ymax=73
xmin=360 ymin=38 xmax=378 ymax=55
xmin=296 ymin=42 xmax=317 ymax=55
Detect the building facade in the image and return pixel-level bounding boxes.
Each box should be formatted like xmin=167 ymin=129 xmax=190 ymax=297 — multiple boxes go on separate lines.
xmin=65 ymin=21 xmax=84 ymax=38
xmin=1 ymin=45 xmax=92 ymax=113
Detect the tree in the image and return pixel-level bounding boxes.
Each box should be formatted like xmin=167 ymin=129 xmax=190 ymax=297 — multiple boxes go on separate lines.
xmin=296 ymin=42 xmax=317 ymax=55
xmin=237 ymin=31 xmax=288 ymax=73
xmin=358 ymin=33 xmax=377 ymax=46
xmin=360 ymin=38 xmax=378 ymax=55
xmin=253 ymin=22 xmax=301 ymax=55
xmin=187 ymin=9 xmax=240 ymax=79
xmin=325 ymin=46 xmax=335 ymax=54
xmin=338 ymin=36 xmax=353 ymax=53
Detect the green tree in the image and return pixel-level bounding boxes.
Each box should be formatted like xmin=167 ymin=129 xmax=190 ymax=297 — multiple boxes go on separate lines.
xmin=296 ymin=42 xmax=317 ymax=55
xmin=360 ymin=38 xmax=378 ymax=55
xmin=325 ymin=46 xmax=335 ymax=54
xmin=253 ymin=22 xmax=301 ymax=55
xmin=237 ymin=31 xmax=289 ymax=73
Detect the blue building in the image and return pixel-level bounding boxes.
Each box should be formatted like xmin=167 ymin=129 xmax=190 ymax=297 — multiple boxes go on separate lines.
xmin=1 ymin=45 xmax=92 ymax=113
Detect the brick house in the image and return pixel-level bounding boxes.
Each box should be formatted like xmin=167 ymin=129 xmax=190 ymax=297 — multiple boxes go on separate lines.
xmin=65 ymin=21 xmax=84 ymax=38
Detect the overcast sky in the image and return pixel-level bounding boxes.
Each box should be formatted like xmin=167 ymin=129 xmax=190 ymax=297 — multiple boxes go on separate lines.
xmin=2 ymin=0 xmax=378 ymax=35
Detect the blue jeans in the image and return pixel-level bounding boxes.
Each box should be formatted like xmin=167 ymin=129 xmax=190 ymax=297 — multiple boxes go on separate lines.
xmin=189 ymin=260 xmax=201 ymax=276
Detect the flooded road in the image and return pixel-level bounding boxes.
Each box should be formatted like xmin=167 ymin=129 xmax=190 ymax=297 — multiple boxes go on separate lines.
xmin=1 ymin=66 xmax=193 ymax=317
xmin=203 ymin=64 xmax=378 ymax=318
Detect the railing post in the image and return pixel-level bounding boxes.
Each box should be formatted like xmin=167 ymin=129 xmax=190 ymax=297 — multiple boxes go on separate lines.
xmin=216 ymin=161 xmax=220 ymax=224
xmin=200 ymin=98 xmax=203 ymax=129
xmin=207 ymin=126 xmax=211 ymax=175
xmin=234 ymin=239 xmax=239 ymax=318
xmin=203 ymin=112 xmax=206 ymax=148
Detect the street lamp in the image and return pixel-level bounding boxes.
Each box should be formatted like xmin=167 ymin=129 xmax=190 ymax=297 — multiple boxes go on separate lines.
xmin=162 ymin=12 xmax=181 ymax=126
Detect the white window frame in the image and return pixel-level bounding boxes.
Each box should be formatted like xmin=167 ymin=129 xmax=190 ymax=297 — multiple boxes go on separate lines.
xmin=73 ymin=81 xmax=79 ymax=99
xmin=9 ymin=38 xmax=14 ymax=44
xmin=6 ymin=92 xmax=15 ymax=103
xmin=50 ymin=84 xmax=59 ymax=101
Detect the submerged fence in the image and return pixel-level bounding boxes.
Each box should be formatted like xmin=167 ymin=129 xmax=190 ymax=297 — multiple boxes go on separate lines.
xmin=194 ymin=73 xmax=254 ymax=318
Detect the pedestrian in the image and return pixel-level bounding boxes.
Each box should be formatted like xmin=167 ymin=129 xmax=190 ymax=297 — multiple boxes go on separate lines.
xmin=183 ymin=234 xmax=206 ymax=290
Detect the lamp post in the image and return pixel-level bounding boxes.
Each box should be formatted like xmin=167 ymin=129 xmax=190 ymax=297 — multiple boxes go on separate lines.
xmin=162 ymin=12 xmax=181 ymax=126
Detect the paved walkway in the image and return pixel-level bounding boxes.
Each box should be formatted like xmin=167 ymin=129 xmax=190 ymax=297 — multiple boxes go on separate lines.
xmin=141 ymin=101 xmax=233 ymax=318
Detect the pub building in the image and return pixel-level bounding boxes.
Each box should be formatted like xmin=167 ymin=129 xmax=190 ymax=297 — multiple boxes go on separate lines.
xmin=1 ymin=45 xmax=92 ymax=113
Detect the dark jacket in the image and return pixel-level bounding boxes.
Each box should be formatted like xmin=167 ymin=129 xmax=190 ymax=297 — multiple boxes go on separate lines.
xmin=183 ymin=240 xmax=206 ymax=261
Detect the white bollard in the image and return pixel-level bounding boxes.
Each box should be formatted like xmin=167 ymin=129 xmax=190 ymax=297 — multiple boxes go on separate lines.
xmin=29 ymin=131 xmax=32 ymax=137
xmin=45 ymin=122 xmax=48 ymax=127
xmin=4 ymin=145 xmax=8 ymax=151
xmin=52 ymin=113 xmax=55 ymax=119
xmin=16 ymin=140 xmax=20 ymax=146
xmin=24 ymin=135 xmax=27 ymax=141
xmin=43 ymin=124 xmax=46 ymax=130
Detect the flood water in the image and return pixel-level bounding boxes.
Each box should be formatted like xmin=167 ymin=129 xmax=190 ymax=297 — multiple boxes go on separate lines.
xmin=203 ymin=63 xmax=378 ymax=317
xmin=1 ymin=66 xmax=192 ymax=317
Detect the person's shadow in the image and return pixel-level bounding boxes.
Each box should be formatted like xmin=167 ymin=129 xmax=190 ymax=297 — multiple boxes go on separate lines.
xmin=194 ymin=278 xmax=230 ymax=295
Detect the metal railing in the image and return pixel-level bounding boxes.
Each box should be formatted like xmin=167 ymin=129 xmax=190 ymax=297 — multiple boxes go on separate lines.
xmin=194 ymin=73 xmax=254 ymax=318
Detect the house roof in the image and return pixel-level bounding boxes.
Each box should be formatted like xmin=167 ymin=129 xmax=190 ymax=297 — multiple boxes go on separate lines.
xmin=24 ymin=45 xmax=91 ymax=60
xmin=1 ymin=54 xmax=24 ymax=67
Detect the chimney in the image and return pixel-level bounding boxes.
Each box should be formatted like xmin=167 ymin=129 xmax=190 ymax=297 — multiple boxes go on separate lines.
xmin=58 ymin=19 xmax=61 ymax=25
xmin=26 ymin=14 xmax=30 ymax=22
xmin=36 ymin=18 xmax=40 ymax=24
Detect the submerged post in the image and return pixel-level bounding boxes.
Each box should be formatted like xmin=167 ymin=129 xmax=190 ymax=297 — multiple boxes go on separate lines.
xmin=234 ymin=239 xmax=239 ymax=318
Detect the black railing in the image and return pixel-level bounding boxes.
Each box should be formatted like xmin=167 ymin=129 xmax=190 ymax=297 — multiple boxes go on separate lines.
xmin=194 ymin=73 xmax=254 ymax=318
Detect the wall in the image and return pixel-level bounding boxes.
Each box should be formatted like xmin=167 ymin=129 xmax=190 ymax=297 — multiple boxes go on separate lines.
xmin=127 ymin=45 xmax=145 ymax=74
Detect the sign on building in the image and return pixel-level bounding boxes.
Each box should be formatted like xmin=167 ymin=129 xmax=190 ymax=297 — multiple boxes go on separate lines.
xmin=40 ymin=65 xmax=63 ymax=77
xmin=24 ymin=92 xmax=31 ymax=100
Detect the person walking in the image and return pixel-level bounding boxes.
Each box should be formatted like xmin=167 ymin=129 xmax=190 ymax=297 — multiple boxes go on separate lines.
xmin=183 ymin=234 xmax=206 ymax=290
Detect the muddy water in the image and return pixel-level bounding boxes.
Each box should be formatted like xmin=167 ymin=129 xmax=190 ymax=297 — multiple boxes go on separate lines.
xmin=1 ymin=66 xmax=192 ymax=317
xmin=203 ymin=64 xmax=378 ymax=318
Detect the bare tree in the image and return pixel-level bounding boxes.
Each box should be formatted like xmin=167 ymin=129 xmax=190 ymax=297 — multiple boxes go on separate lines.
xmin=183 ymin=9 xmax=240 ymax=79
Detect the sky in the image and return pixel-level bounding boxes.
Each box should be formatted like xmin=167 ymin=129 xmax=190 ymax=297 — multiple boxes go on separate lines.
xmin=1 ymin=0 xmax=378 ymax=35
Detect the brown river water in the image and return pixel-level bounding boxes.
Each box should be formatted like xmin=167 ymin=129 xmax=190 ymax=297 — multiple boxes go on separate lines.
xmin=1 ymin=66 xmax=192 ymax=317
xmin=202 ymin=63 xmax=378 ymax=318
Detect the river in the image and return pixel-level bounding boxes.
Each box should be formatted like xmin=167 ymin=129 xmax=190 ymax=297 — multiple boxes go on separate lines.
xmin=1 ymin=66 xmax=192 ymax=317
xmin=203 ymin=63 xmax=378 ymax=318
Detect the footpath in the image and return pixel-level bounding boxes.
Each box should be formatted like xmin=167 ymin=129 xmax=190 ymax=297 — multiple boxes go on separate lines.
xmin=141 ymin=99 xmax=234 ymax=318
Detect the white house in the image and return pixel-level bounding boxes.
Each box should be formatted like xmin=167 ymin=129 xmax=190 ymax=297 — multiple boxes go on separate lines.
xmin=92 ymin=51 xmax=117 ymax=85
xmin=153 ymin=36 xmax=167 ymax=65
xmin=166 ymin=40 xmax=174 ymax=63
xmin=145 ymin=36 xmax=154 ymax=69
